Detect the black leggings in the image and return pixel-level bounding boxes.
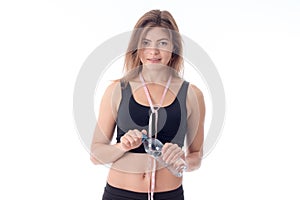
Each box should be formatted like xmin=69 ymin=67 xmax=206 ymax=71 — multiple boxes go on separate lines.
xmin=102 ymin=183 xmax=184 ymax=200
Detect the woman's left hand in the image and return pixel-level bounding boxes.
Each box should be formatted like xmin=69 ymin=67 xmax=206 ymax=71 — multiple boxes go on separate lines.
xmin=161 ymin=143 xmax=185 ymax=165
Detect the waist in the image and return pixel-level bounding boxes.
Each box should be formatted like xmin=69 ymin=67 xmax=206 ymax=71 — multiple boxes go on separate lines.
xmin=108 ymin=153 xmax=182 ymax=192
xmin=104 ymin=183 xmax=184 ymax=199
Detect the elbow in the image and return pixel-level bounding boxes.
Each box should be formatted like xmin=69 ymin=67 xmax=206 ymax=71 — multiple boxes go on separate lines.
xmin=186 ymin=153 xmax=202 ymax=172
xmin=195 ymin=158 xmax=202 ymax=170
xmin=90 ymin=143 xmax=111 ymax=165
xmin=90 ymin=143 xmax=102 ymax=165
xmin=90 ymin=154 xmax=101 ymax=165
xmin=90 ymin=146 xmax=102 ymax=165
xmin=187 ymin=160 xmax=201 ymax=172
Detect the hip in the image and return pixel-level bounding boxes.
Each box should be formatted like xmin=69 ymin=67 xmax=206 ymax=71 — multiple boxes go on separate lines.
xmin=107 ymin=167 xmax=182 ymax=192
xmin=102 ymin=183 xmax=184 ymax=200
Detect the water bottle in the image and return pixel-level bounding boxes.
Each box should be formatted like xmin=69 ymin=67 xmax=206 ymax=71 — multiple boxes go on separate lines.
xmin=142 ymin=135 xmax=187 ymax=177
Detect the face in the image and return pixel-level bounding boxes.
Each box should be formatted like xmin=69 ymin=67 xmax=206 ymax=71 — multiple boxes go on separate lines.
xmin=138 ymin=27 xmax=173 ymax=66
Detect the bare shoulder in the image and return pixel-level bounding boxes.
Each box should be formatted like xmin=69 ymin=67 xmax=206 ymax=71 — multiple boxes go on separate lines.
xmin=186 ymin=83 xmax=205 ymax=117
xmin=105 ymin=80 xmax=120 ymax=91
xmin=102 ymin=81 xmax=120 ymax=99
xmin=187 ymin=84 xmax=204 ymax=101
xmin=101 ymin=80 xmax=122 ymax=112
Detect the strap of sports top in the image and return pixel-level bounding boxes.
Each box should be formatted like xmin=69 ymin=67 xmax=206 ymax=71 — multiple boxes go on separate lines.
xmin=139 ymin=73 xmax=172 ymax=113
xmin=139 ymin=73 xmax=172 ymax=200
xmin=139 ymin=73 xmax=172 ymax=141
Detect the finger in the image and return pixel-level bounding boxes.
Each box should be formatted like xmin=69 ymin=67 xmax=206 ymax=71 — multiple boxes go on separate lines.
xmin=166 ymin=148 xmax=183 ymax=164
xmin=131 ymin=131 xmax=142 ymax=145
xmin=162 ymin=143 xmax=172 ymax=154
xmin=131 ymin=129 xmax=146 ymax=143
xmin=125 ymin=134 xmax=136 ymax=145
xmin=141 ymin=129 xmax=147 ymax=136
xmin=162 ymin=143 xmax=174 ymax=161
xmin=138 ymin=129 xmax=147 ymax=141
xmin=132 ymin=129 xmax=142 ymax=140
xmin=162 ymin=143 xmax=178 ymax=155
xmin=128 ymin=130 xmax=144 ymax=146
xmin=125 ymin=130 xmax=138 ymax=140
xmin=163 ymin=144 xmax=182 ymax=164
xmin=120 ymin=137 xmax=131 ymax=150
xmin=173 ymin=158 xmax=186 ymax=169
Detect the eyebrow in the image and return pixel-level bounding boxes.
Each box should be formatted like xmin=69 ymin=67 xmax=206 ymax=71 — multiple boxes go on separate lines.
xmin=142 ymin=38 xmax=170 ymax=41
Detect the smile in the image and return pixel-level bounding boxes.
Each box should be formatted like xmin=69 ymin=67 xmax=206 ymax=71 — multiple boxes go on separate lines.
xmin=147 ymin=58 xmax=161 ymax=63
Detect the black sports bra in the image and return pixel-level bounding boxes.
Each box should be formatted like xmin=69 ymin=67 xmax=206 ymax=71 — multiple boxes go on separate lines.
xmin=116 ymin=80 xmax=189 ymax=153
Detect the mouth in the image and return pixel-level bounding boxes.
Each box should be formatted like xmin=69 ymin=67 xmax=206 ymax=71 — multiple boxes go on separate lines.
xmin=147 ymin=58 xmax=161 ymax=63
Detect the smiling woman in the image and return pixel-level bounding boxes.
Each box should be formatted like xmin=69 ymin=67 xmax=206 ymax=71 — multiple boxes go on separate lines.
xmin=90 ymin=9 xmax=205 ymax=200
xmin=139 ymin=28 xmax=173 ymax=65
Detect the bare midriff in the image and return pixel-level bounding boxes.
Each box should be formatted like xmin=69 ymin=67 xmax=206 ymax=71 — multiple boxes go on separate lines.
xmin=107 ymin=152 xmax=182 ymax=192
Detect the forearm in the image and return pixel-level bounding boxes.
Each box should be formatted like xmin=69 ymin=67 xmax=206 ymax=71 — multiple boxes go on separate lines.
xmin=185 ymin=152 xmax=202 ymax=172
xmin=90 ymin=143 xmax=126 ymax=165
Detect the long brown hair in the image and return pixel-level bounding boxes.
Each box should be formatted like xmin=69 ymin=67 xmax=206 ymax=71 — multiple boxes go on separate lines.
xmin=123 ymin=10 xmax=183 ymax=81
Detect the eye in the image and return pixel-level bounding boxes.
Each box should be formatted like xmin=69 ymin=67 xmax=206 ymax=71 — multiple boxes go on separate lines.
xmin=141 ymin=40 xmax=150 ymax=47
xmin=158 ymin=41 xmax=168 ymax=46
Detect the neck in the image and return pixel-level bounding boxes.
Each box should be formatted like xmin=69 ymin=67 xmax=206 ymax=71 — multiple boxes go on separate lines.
xmin=141 ymin=64 xmax=172 ymax=83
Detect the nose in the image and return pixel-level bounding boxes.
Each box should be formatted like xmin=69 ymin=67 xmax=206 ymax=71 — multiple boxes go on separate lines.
xmin=146 ymin=46 xmax=159 ymax=55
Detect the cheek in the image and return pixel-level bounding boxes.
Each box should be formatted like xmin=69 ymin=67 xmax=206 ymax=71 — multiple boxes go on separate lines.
xmin=138 ymin=50 xmax=146 ymax=63
xmin=162 ymin=52 xmax=172 ymax=62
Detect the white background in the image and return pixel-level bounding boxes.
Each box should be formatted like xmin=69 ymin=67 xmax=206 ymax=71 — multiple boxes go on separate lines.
xmin=1 ymin=0 xmax=299 ymax=199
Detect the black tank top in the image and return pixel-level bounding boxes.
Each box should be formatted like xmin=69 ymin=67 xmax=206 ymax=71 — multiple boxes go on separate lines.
xmin=116 ymin=80 xmax=189 ymax=153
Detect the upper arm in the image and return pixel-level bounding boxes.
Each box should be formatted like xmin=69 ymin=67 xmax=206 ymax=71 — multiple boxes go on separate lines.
xmin=186 ymin=84 xmax=206 ymax=155
xmin=91 ymin=81 xmax=121 ymax=148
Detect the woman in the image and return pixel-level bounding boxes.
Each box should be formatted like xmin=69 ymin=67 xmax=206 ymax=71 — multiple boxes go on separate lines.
xmin=90 ymin=9 xmax=205 ymax=200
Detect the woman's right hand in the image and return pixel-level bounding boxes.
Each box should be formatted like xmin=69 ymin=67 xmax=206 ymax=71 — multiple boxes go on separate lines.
xmin=120 ymin=129 xmax=147 ymax=151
